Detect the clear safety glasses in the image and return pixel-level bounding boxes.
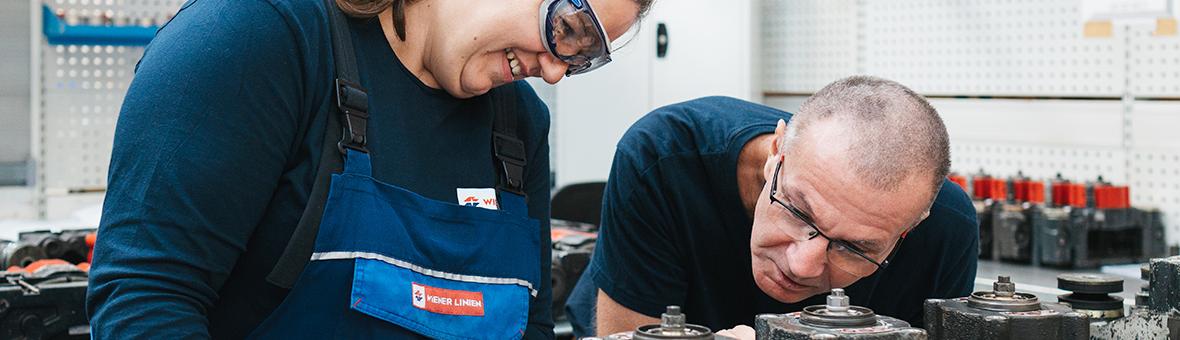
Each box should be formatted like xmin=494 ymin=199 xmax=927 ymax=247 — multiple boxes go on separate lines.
xmin=539 ymin=0 xmax=613 ymax=76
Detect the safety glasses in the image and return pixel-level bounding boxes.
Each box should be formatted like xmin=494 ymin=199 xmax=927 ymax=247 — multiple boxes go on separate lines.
xmin=539 ymin=0 xmax=612 ymax=76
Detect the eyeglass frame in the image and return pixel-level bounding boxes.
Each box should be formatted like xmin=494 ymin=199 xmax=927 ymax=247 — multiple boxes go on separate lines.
xmin=767 ymin=155 xmax=908 ymax=273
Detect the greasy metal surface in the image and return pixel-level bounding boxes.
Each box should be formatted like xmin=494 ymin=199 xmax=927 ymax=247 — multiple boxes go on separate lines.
xmin=974 ymin=260 xmax=1144 ymax=304
xmin=1149 ymin=256 xmax=1180 ymax=313
xmin=924 ymin=298 xmax=1089 ymax=340
xmin=626 ymin=306 xmax=717 ymax=340
xmin=801 ymin=305 xmax=877 ymax=328
xmin=1089 ymin=307 xmax=1180 ymax=340
xmin=968 ymin=276 xmax=1041 ymax=312
xmin=602 ymin=330 xmax=734 ymax=340
xmin=756 ymin=312 xmax=927 ymax=340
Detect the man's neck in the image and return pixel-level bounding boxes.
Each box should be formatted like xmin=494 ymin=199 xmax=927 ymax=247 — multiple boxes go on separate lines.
xmin=738 ymin=133 xmax=775 ymax=218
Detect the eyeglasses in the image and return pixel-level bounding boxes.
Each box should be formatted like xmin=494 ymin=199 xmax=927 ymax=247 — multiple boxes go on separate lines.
xmin=539 ymin=0 xmax=612 ymax=76
xmin=768 ymin=156 xmax=907 ymax=277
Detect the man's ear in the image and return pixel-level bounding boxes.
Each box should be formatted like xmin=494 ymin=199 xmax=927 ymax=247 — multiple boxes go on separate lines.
xmin=763 ymin=119 xmax=789 ymax=181
xmin=770 ymin=119 xmax=787 ymax=156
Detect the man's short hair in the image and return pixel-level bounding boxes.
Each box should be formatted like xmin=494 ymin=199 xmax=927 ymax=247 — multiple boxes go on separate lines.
xmin=780 ymin=75 xmax=950 ymax=196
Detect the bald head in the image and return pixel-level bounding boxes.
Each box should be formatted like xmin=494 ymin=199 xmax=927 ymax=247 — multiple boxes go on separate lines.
xmin=780 ymin=76 xmax=949 ymax=196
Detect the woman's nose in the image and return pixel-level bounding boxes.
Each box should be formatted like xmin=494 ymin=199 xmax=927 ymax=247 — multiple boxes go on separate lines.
xmin=537 ymin=52 xmax=570 ymax=84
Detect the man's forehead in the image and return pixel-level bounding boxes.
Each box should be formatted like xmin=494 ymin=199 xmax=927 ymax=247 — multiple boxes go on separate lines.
xmin=779 ymin=159 xmax=914 ymax=242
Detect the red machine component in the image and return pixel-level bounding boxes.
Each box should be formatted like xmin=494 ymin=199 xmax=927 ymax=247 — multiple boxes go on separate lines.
xmin=972 ymin=176 xmax=992 ymax=200
xmin=1093 ymin=184 xmax=1131 ymax=209
xmin=948 ymin=174 xmax=968 ymax=192
xmin=1052 ymin=181 xmax=1087 ymax=208
xmin=987 ymin=178 xmax=1007 ymax=200
xmin=86 ymin=232 xmax=96 ymax=263
xmin=1019 ymin=180 xmax=1046 ymax=204
xmin=972 ymin=176 xmax=1007 ymax=201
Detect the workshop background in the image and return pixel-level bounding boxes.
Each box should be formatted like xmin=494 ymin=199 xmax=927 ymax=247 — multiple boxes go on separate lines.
xmin=1 ymin=0 xmax=1179 ymax=338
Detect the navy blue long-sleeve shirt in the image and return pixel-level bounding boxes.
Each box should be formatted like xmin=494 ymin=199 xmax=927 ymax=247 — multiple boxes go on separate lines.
xmin=574 ymin=97 xmax=978 ymax=332
xmin=86 ymin=0 xmax=554 ymax=338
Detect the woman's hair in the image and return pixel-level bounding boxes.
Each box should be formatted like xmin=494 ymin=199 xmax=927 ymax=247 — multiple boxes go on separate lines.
xmin=335 ymin=0 xmax=655 ymax=41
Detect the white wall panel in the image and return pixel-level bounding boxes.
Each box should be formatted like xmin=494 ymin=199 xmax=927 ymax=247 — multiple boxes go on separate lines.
xmin=1128 ymin=27 xmax=1180 ymax=97
xmin=36 ymin=0 xmax=186 ymax=217
xmin=1130 ymin=102 xmax=1180 ymax=244
xmin=552 ymin=35 xmax=652 ymax=189
xmin=552 ymin=0 xmax=756 ymax=189
xmin=761 ymin=0 xmax=859 ymax=93
xmin=863 ymin=0 xmax=1125 ymax=97
xmin=1 ymin=0 xmax=31 ymax=166
xmin=933 ymin=99 xmax=1125 ymax=148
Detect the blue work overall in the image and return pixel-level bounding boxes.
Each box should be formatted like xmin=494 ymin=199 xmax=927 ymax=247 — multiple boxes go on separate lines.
xmin=249 ymin=150 xmax=541 ymax=339
xmin=248 ymin=1 xmax=541 ymax=337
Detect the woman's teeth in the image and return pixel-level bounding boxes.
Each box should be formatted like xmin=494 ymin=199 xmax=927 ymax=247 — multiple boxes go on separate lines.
xmin=506 ymin=49 xmax=523 ymax=78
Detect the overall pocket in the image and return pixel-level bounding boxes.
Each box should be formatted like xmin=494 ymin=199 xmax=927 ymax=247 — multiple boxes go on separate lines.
xmin=350 ymin=257 xmax=533 ymax=340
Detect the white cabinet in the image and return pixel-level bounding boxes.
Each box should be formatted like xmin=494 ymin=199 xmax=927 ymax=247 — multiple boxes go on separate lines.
xmin=549 ymin=0 xmax=759 ymax=189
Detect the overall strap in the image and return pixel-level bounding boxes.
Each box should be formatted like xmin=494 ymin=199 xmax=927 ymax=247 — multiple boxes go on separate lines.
xmin=267 ymin=0 xmax=368 ymax=288
xmin=491 ymin=84 xmax=526 ymax=197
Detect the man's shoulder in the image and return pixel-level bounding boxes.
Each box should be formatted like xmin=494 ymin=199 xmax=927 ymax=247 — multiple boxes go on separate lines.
xmin=924 ymin=179 xmax=980 ymax=241
xmin=618 ymin=96 xmax=789 ymax=162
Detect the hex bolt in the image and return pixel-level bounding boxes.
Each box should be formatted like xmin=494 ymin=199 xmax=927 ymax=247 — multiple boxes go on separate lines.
xmin=661 ymin=305 xmax=686 ymax=329
xmin=994 ymin=276 xmax=1015 ymax=298
xmin=827 ymin=288 xmax=851 ymax=313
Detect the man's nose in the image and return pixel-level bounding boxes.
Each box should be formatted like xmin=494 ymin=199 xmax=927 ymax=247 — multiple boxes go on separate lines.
xmin=789 ymin=237 xmax=829 ymax=279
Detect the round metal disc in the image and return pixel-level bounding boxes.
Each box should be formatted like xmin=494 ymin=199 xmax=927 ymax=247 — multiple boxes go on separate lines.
xmin=968 ymin=291 xmax=1041 ymax=312
xmin=1058 ymin=293 xmax=1124 ymax=312
xmin=1057 ymin=273 xmax=1123 ymax=294
xmin=633 ymin=324 xmax=714 ymax=340
xmin=799 ymin=305 xmax=877 ymax=328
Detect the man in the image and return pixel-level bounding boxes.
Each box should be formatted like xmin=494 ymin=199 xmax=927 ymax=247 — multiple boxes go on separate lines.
xmin=566 ymin=76 xmax=979 ymax=335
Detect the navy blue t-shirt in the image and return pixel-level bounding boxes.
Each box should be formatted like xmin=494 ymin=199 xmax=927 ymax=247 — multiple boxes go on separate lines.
xmin=582 ymin=96 xmax=978 ymax=331
xmin=86 ymin=0 xmax=553 ymax=338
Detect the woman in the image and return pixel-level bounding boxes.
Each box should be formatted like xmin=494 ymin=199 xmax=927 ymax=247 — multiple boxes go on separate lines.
xmin=86 ymin=0 xmax=652 ymax=338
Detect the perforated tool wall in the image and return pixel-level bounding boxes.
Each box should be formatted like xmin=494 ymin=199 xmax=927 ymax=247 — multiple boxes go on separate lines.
xmin=761 ymin=0 xmax=859 ymax=94
xmin=762 ymin=0 xmax=1180 ymax=245
xmin=36 ymin=0 xmax=184 ymax=217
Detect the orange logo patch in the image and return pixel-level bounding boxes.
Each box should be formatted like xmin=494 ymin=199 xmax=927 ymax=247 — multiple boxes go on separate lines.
xmin=411 ymin=282 xmax=485 ymax=316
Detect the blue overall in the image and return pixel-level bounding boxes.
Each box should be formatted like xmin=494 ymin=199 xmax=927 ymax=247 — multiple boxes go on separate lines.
xmin=248 ymin=150 xmax=542 ymax=338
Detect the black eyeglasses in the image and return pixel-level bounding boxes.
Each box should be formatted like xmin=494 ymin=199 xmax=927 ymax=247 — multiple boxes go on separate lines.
xmin=768 ymin=157 xmax=907 ymax=276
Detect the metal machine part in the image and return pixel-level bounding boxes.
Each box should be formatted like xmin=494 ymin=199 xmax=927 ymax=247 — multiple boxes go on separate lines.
xmin=967 ymin=276 xmax=1040 ymax=312
xmin=596 ymin=306 xmax=732 ymax=340
xmin=1089 ymin=256 xmax=1180 ymax=339
xmin=0 ymin=240 xmax=47 ymax=269
xmin=0 ymin=264 xmax=89 ymax=339
xmin=992 ymin=203 xmax=1033 ymax=263
xmin=924 ymin=276 xmax=1089 ymax=340
xmin=975 ymin=201 xmax=994 ymax=260
xmin=755 ymin=289 xmax=927 ymax=339
xmin=549 ymin=219 xmax=596 ymax=320
xmin=1055 ymin=273 xmax=1124 ymax=321
xmin=1147 ymin=256 xmax=1180 ymax=315
xmin=1033 ymin=205 xmax=1081 ymax=267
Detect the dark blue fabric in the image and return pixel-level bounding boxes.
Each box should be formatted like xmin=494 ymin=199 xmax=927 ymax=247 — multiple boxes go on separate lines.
xmin=248 ymin=151 xmax=537 ymax=339
xmin=86 ymin=0 xmax=554 ymax=338
xmin=569 ymin=96 xmax=978 ymax=335
xmin=313 ymin=150 xmax=542 ymax=288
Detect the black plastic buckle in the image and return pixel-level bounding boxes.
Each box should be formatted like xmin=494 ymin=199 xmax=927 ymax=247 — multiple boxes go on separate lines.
xmin=335 ymin=78 xmax=369 ymax=154
xmin=493 ymin=132 xmax=527 ymax=195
